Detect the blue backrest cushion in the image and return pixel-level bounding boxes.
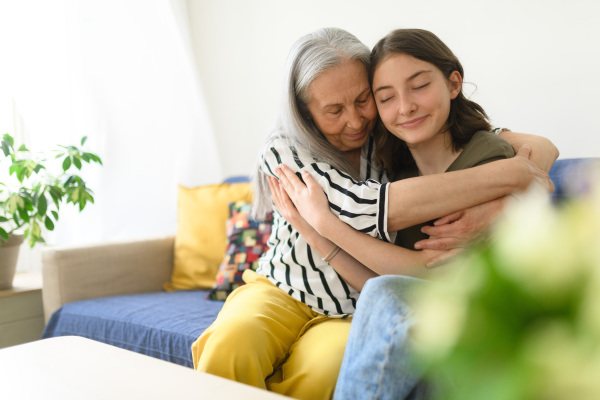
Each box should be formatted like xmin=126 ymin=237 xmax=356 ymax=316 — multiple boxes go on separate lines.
xmin=548 ymin=158 xmax=600 ymax=203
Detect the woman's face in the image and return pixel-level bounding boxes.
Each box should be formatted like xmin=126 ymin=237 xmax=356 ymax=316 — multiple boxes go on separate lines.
xmin=372 ymin=54 xmax=461 ymax=148
xmin=306 ymin=59 xmax=377 ymax=153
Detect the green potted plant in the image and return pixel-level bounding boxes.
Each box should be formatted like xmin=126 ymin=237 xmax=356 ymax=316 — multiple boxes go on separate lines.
xmin=0 ymin=133 xmax=102 ymax=289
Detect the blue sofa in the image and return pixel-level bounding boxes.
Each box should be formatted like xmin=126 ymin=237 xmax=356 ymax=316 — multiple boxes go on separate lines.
xmin=41 ymin=158 xmax=599 ymax=369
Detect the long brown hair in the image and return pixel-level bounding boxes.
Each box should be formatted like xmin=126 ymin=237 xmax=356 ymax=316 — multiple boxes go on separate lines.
xmin=370 ymin=29 xmax=491 ymax=175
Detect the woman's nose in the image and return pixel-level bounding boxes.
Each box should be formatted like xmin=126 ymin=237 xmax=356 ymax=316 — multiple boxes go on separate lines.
xmin=346 ymin=107 xmax=362 ymax=129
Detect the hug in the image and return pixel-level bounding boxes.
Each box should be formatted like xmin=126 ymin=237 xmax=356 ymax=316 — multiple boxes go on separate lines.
xmin=191 ymin=27 xmax=558 ymax=400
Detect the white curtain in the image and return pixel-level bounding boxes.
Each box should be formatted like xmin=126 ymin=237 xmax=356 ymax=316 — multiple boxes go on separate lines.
xmin=0 ymin=0 xmax=222 ymax=271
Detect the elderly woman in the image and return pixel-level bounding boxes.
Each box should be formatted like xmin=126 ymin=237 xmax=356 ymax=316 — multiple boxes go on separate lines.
xmin=191 ymin=27 xmax=556 ymax=400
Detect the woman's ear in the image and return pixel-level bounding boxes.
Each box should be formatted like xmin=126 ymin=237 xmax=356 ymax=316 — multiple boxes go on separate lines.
xmin=448 ymin=70 xmax=462 ymax=99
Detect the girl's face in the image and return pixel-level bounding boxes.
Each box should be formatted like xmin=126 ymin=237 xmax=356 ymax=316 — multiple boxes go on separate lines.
xmin=372 ymin=54 xmax=461 ymax=148
xmin=306 ymin=59 xmax=377 ymax=153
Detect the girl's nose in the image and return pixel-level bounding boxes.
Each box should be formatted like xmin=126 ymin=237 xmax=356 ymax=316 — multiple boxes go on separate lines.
xmin=398 ymin=94 xmax=417 ymax=116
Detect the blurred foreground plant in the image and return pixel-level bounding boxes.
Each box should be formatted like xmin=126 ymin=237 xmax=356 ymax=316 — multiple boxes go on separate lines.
xmin=414 ymin=167 xmax=600 ymax=400
xmin=0 ymin=134 xmax=102 ymax=247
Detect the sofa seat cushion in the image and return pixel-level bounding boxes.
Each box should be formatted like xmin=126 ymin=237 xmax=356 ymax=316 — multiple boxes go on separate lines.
xmin=41 ymin=291 xmax=224 ymax=368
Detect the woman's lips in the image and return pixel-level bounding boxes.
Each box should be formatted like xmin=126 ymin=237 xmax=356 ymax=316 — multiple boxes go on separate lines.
xmin=399 ymin=116 xmax=427 ymax=129
xmin=347 ymin=128 xmax=367 ymax=140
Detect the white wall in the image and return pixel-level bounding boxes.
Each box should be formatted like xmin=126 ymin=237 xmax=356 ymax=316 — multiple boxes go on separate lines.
xmin=187 ymin=0 xmax=600 ymax=178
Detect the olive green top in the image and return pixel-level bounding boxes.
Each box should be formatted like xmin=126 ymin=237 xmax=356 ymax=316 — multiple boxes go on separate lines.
xmin=393 ymin=130 xmax=516 ymax=250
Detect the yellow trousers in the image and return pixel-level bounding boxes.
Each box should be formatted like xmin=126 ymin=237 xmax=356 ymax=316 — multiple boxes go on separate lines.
xmin=192 ymin=270 xmax=352 ymax=400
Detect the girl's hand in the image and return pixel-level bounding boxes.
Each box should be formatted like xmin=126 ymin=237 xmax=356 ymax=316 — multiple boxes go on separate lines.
xmin=275 ymin=164 xmax=336 ymax=234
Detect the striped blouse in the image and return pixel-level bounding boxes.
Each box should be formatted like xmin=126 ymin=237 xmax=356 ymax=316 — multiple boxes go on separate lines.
xmin=256 ymin=135 xmax=392 ymax=316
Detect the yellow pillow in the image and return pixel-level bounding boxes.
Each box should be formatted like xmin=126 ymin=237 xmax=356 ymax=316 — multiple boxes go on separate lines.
xmin=163 ymin=182 xmax=252 ymax=291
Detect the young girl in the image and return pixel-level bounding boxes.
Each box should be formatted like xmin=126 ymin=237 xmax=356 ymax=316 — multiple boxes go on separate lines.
xmin=274 ymin=28 xmax=526 ymax=279
xmin=373 ymin=29 xmax=516 ymax=250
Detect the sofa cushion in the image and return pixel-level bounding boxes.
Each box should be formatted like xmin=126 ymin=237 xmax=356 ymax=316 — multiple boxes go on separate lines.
xmin=549 ymin=158 xmax=600 ymax=203
xmin=164 ymin=183 xmax=252 ymax=291
xmin=207 ymin=201 xmax=273 ymax=301
xmin=42 ymin=291 xmax=224 ymax=368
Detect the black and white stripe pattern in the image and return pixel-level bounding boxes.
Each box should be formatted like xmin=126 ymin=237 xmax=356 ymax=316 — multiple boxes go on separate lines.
xmin=256 ymin=136 xmax=391 ymax=316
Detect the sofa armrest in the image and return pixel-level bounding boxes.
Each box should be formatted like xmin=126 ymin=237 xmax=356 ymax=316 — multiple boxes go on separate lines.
xmin=42 ymin=236 xmax=175 ymax=322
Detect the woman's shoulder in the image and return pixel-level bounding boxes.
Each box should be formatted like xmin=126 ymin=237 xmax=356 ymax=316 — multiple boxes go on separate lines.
xmin=259 ymin=133 xmax=316 ymax=168
xmin=262 ymin=132 xmax=308 ymax=153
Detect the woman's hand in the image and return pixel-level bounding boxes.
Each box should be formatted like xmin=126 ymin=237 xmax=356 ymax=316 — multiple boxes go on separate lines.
xmin=268 ymin=176 xmax=316 ymax=237
xmin=414 ymin=197 xmax=506 ymax=251
xmin=275 ymin=164 xmax=336 ymax=234
xmin=499 ymin=131 xmax=559 ymax=173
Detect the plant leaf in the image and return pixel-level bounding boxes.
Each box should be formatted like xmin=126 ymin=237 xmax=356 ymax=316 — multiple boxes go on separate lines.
xmin=18 ymin=206 xmax=30 ymax=223
xmin=62 ymin=156 xmax=72 ymax=171
xmin=44 ymin=216 xmax=55 ymax=231
xmin=7 ymin=194 xmax=24 ymax=214
xmin=37 ymin=193 xmax=48 ymax=216
xmin=1 ymin=134 xmax=13 ymax=156
xmin=31 ymin=220 xmax=41 ymax=237
xmin=33 ymin=163 xmax=45 ymax=174
xmin=73 ymin=155 xmax=82 ymax=170
xmin=3 ymin=133 xmax=14 ymax=145
xmin=81 ymin=136 xmax=88 ymax=146
xmin=87 ymin=153 xmax=103 ymax=165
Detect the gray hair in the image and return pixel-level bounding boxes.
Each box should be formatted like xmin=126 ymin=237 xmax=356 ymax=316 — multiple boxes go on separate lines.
xmin=252 ymin=27 xmax=371 ymax=218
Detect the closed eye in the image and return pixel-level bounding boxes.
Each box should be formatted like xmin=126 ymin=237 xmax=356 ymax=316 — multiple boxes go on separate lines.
xmin=414 ymin=82 xmax=430 ymax=91
xmin=356 ymin=93 xmax=370 ymax=104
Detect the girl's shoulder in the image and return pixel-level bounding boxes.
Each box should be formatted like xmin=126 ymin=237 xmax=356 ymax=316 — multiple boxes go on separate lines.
xmin=449 ymin=130 xmax=516 ymax=171
xmin=468 ymin=130 xmax=515 ymax=155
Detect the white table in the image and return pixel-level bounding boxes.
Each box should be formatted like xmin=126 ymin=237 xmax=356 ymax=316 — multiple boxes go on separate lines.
xmin=0 ymin=336 xmax=291 ymax=399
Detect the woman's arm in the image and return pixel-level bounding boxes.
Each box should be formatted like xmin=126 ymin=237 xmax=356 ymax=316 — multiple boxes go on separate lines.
xmin=268 ymin=177 xmax=377 ymax=291
xmin=267 ymin=137 xmax=552 ymax=241
xmin=499 ymin=131 xmax=559 ymax=172
xmin=414 ymin=132 xmax=559 ymax=250
xmin=275 ymin=168 xmax=449 ymax=277
xmin=385 ymin=145 xmax=553 ymax=231
xmin=260 ymin=137 xmax=393 ymax=242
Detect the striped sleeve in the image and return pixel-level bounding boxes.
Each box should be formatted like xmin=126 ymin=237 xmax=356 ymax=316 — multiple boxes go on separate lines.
xmin=260 ymin=138 xmax=393 ymax=243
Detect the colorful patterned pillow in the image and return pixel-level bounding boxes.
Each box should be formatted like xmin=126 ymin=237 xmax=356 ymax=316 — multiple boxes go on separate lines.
xmin=208 ymin=201 xmax=273 ymax=300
